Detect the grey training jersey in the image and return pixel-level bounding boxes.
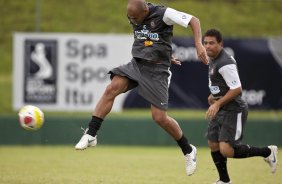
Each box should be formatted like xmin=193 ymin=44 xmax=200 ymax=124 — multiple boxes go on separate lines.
xmin=130 ymin=3 xmax=173 ymax=66
xmin=208 ymin=49 xmax=247 ymax=111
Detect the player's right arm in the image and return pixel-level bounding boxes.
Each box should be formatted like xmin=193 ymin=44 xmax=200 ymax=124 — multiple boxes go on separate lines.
xmin=162 ymin=8 xmax=208 ymax=65
xmin=189 ymin=17 xmax=209 ymax=65
xmin=206 ymin=64 xmax=242 ymax=120
xmin=208 ymin=94 xmax=216 ymax=105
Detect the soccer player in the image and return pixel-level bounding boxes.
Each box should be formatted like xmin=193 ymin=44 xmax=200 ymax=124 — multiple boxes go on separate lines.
xmin=204 ymin=28 xmax=278 ymax=184
xmin=75 ymin=0 xmax=208 ymax=176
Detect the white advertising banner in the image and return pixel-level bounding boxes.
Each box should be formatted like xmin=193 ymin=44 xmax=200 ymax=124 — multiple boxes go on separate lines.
xmin=13 ymin=33 xmax=133 ymax=111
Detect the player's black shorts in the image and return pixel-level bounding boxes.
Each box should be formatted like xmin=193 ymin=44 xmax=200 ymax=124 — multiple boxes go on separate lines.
xmin=109 ymin=58 xmax=171 ymax=110
xmin=206 ymin=107 xmax=248 ymax=146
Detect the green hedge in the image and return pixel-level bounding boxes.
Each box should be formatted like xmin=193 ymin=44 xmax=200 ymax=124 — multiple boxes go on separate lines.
xmin=1 ymin=0 xmax=282 ymax=114
xmin=1 ymin=116 xmax=281 ymax=146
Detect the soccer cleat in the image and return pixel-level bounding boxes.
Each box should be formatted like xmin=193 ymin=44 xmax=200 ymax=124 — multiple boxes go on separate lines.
xmin=75 ymin=128 xmax=97 ymax=150
xmin=184 ymin=144 xmax=197 ymax=176
xmin=213 ymin=180 xmax=232 ymax=184
xmin=264 ymin=145 xmax=278 ymax=173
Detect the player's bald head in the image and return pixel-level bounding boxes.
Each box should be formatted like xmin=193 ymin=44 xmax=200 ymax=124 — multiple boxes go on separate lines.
xmin=127 ymin=0 xmax=147 ymax=16
xmin=127 ymin=0 xmax=149 ymax=25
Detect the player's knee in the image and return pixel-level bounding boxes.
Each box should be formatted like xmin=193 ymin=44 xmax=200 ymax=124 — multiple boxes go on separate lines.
xmin=104 ymin=84 xmax=119 ymax=98
xmin=208 ymin=140 xmax=219 ymax=151
xmin=219 ymin=145 xmax=234 ymax=158
xmin=104 ymin=81 xmax=125 ymax=98
xmin=152 ymin=113 xmax=167 ymax=125
xmin=220 ymin=149 xmax=232 ymax=158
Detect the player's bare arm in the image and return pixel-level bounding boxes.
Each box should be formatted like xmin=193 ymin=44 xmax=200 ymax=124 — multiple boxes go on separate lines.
xmin=207 ymin=94 xmax=216 ymax=105
xmin=189 ymin=17 xmax=209 ymax=65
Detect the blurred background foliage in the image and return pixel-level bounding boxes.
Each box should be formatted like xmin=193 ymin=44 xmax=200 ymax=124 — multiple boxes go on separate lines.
xmin=0 ymin=0 xmax=281 ymax=114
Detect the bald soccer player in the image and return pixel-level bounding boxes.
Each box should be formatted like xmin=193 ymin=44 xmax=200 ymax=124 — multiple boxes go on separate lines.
xmin=75 ymin=0 xmax=208 ymax=176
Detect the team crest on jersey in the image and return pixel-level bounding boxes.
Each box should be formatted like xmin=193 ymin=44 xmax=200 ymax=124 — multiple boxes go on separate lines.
xmin=210 ymin=68 xmax=214 ymax=75
xmin=150 ymin=21 xmax=156 ymax=28
xmin=210 ymin=86 xmax=220 ymax=95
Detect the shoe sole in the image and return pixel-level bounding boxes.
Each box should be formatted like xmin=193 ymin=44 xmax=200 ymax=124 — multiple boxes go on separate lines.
xmin=75 ymin=142 xmax=97 ymax=150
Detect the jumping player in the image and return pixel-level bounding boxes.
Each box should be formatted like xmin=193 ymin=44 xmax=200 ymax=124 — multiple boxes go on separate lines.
xmin=75 ymin=0 xmax=208 ymax=176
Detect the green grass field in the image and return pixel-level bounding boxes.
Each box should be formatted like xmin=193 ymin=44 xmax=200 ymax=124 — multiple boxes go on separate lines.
xmin=0 ymin=146 xmax=281 ymax=184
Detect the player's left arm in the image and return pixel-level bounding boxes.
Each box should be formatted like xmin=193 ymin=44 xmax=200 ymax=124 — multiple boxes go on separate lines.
xmin=163 ymin=8 xmax=208 ymax=65
xmin=206 ymin=64 xmax=242 ymax=120
xmin=189 ymin=17 xmax=209 ymax=65
xmin=171 ymin=55 xmax=181 ymax=66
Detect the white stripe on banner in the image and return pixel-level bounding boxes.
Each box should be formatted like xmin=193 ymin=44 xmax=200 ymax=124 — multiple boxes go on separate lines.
xmin=268 ymin=38 xmax=282 ymax=69
xmin=235 ymin=112 xmax=242 ymax=141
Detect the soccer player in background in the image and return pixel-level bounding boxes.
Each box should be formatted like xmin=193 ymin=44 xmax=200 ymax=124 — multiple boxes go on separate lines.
xmin=75 ymin=0 xmax=208 ymax=176
xmin=204 ymin=28 xmax=278 ymax=184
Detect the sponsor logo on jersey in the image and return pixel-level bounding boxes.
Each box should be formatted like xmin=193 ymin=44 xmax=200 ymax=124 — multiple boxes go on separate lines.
xmin=144 ymin=40 xmax=153 ymax=47
xmin=135 ymin=25 xmax=159 ymax=41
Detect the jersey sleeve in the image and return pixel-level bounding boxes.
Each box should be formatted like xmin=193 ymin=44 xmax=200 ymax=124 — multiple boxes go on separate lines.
xmin=218 ymin=64 xmax=242 ymax=89
xmin=162 ymin=7 xmax=193 ymax=28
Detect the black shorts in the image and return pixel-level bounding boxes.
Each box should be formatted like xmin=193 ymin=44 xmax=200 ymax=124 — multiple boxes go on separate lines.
xmin=206 ymin=108 xmax=248 ymax=146
xmin=109 ymin=58 xmax=171 ymax=110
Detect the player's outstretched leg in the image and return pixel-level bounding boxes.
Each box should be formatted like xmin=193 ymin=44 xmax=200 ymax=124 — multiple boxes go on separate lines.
xmin=184 ymin=144 xmax=197 ymax=176
xmin=264 ymin=145 xmax=278 ymax=173
xmin=75 ymin=75 xmax=129 ymax=150
xmin=232 ymin=144 xmax=278 ymax=174
xmin=75 ymin=128 xmax=97 ymax=150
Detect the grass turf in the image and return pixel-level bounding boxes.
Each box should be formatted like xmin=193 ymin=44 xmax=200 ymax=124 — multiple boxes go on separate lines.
xmin=0 ymin=146 xmax=281 ymax=184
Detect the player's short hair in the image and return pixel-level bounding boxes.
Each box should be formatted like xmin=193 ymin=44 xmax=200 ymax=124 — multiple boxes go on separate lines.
xmin=204 ymin=29 xmax=223 ymax=43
